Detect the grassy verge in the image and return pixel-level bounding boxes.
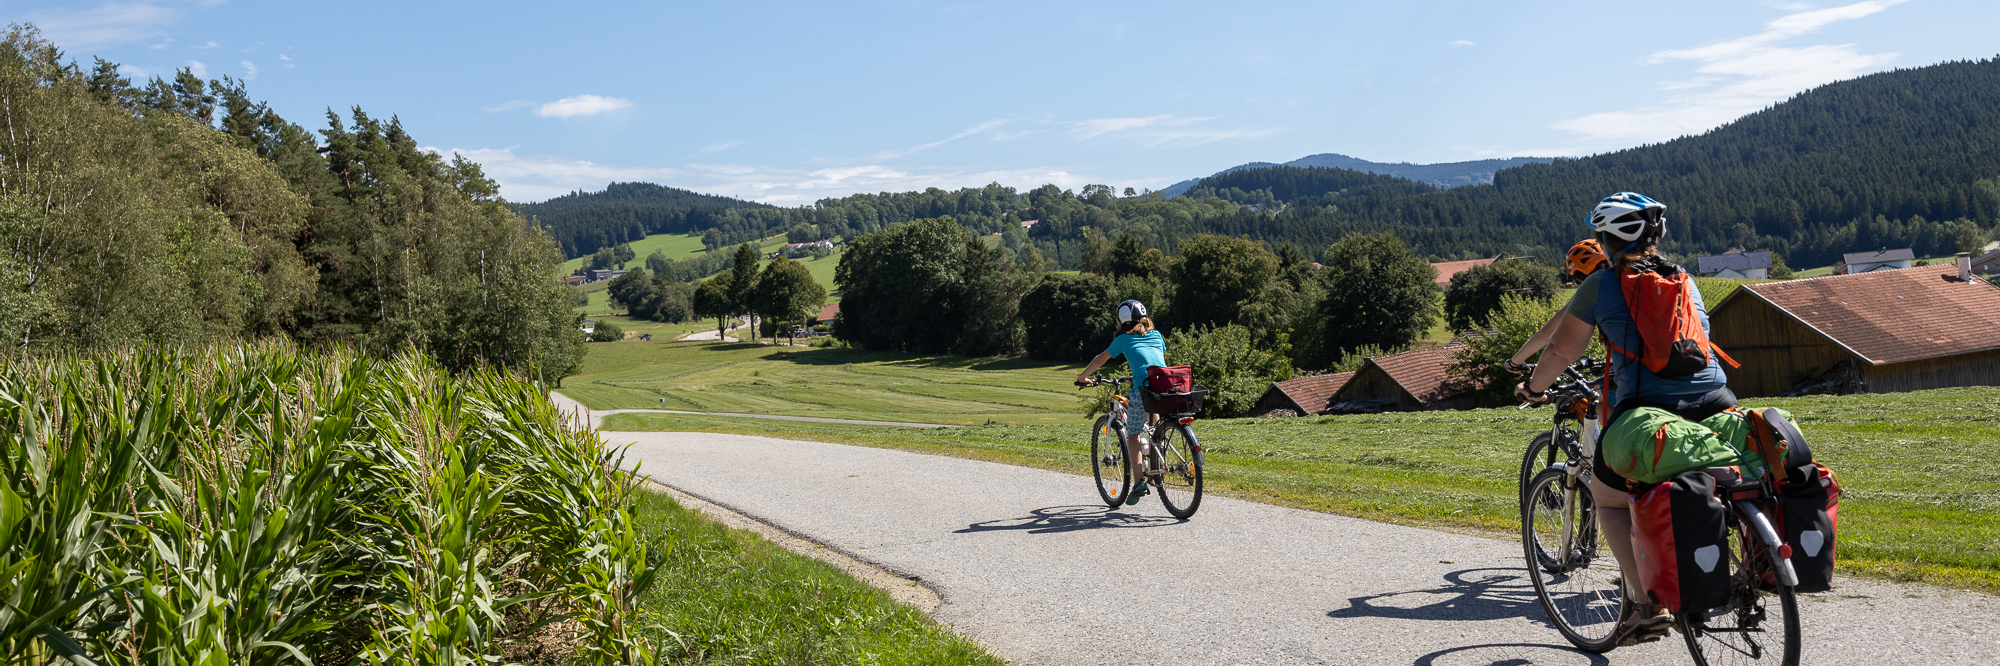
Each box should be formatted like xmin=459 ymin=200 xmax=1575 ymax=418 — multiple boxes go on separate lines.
xmin=565 ymin=341 xmax=1085 ymax=424
xmin=607 ymin=387 xmax=2000 ymax=594
xmin=630 ymin=489 xmax=999 ymax=665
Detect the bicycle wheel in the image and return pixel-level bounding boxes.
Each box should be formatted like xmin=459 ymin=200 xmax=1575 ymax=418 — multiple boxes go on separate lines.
xmin=1522 ymin=467 xmax=1623 ymax=653
xmin=1090 ymin=415 xmax=1128 ymax=508
xmin=1512 ymin=426 xmax=1576 ymax=498
xmin=1152 ymin=423 xmax=1204 ymax=519
xmin=1680 ymin=522 xmax=1801 ymax=666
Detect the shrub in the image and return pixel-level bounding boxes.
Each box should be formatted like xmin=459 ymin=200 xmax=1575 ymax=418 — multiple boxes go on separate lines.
xmin=1447 ymin=294 xmax=1605 ymax=405
xmin=1443 ymin=259 xmax=1561 ymax=331
xmin=1165 ymin=324 xmax=1295 ymax=419
xmin=589 ymin=320 xmax=624 ymax=342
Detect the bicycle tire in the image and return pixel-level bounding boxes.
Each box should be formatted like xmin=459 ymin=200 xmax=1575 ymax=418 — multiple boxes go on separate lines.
xmin=1090 ymin=415 xmax=1128 ymax=508
xmin=1522 ymin=467 xmax=1623 ymax=653
xmin=1153 ymin=423 xmax=1204 ymax=519
xmin=1519 ymin=429 xmax=1555 ymax=502
xmin=1680 ymin=521 xmax=1802 ymax=666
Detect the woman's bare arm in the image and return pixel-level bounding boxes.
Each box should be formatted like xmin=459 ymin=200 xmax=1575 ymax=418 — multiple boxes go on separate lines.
xmin=1508 ymin=312 xmax=1566 ymax=369
xmin=1075 ymin=351 xmax=1113 ymax=385
xmin=1516 ymin=311 xmax=1593 ymax=401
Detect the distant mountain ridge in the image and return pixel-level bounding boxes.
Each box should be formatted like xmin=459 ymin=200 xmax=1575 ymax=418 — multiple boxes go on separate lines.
xmin=1160 ymin=153 xmax=1555 ymax=197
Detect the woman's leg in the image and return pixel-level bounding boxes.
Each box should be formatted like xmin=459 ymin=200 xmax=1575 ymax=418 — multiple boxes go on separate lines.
xmin=1590 ymin=475 xmax=1642 ymax=600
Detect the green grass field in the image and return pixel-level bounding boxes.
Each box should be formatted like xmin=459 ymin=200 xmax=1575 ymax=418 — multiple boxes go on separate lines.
xmin=605 ymin=386 xmax=2000 ymax=594
xmin=631 ymin=489 xmax=998 ymax=664
xmin=564 ymin=341 xmax=1085 ymax=424
xmin=562 ymin=232 xmax=712 ymax=273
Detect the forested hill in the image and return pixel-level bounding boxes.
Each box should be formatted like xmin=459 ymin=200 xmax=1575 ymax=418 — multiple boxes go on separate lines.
xmin=1184 ymin=165 xmax=1439 ymax=205
xmin=1331 ymin=56 xmax=2000 ymax=267
xmin=514 ymin=182 xmax=770 ymax=258
xmin=1159 ymin=153 xmax=1554 ymax=196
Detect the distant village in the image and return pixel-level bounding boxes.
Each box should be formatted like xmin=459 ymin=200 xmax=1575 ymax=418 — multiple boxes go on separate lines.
xmin=1253 ymin=243 xmax=2000 ymax=417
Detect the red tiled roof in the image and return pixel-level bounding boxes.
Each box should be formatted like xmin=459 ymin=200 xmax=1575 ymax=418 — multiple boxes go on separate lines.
xmin=815 ymin=302 xmax=840 ymax=321
xmin=1430 ymin=258 xmax=1497 ymax=286
xmin=1269 ymin=371 xmax=1356 ymax=413
xmin=1369 ymin=344 xmax=1482 ymax=403
xmin=1728 ymin=265 xmax=2000 ymax=365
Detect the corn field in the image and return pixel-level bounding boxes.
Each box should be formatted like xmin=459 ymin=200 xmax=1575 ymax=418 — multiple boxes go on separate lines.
xmin=0 ymin=343 xmax=659 ymax=664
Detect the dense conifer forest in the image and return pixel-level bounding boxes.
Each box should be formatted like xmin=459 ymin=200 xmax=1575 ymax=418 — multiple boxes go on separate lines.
xmin=535 ymin=57 xmax=2000 ymax=271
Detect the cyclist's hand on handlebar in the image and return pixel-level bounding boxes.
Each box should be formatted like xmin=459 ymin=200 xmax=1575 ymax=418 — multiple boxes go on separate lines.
xmin=1513 ymin=382 xmax=1548 ymax=404
xmin=1074 ymin=378 xmax=1093 ymax=388
xmin=1504 ymin=358 xmax=1533 ymax=375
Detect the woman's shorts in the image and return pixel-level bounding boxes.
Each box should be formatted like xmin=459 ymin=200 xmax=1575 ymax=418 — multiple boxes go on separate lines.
xmin=1124 ymin=387 xmax=1147 ymax=435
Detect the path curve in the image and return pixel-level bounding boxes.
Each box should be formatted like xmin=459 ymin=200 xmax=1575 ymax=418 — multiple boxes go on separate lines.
xmin=548 ymin=391 xmax=954 ymax=431
xmin=610 ymin=430 xmax=2000 ymax=666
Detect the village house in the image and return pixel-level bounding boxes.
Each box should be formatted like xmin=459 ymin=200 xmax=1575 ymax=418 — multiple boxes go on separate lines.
xmin=1835 ymin=248 xmax=1914 ymax=274
xmin=1971 ymin=247 xmax=2000 ymax=277
xmin=1429 ymin=256 xmax=1499 ymax=287
xmin=1696 ymin=250 xmax=1773 ymax=279
xmin=587 ymin=269 xmax=628 ymax=282
xmin=1325 ymin=344 xmax=1487 ymax=412
xmin=564 ymin=274 xmax=588 ymax=286
xmin=815 ymin=302 xmax=840 ymax=324
xmin=1706 ymin=259 xmax=2000 ymax=397
xmin=1250 ymin=371 xmax=1356 ymax=417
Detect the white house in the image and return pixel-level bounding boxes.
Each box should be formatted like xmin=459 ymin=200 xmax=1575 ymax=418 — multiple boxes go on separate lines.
xmin=1696 ymin=250 xmax=1773 ymax=279
xmin=1837 ymin=248 xmax=1914 ymax=275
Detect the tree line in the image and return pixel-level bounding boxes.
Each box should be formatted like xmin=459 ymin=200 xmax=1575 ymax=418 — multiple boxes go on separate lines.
xmin=0 ymin=27 xmax=583 ymax=380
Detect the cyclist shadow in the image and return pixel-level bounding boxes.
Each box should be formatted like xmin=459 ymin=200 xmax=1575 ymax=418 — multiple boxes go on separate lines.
xmin=1329 ymin=567 xmax=1614 ymax=665
xmin=953 ymin=505 xmax=1181 ymax=535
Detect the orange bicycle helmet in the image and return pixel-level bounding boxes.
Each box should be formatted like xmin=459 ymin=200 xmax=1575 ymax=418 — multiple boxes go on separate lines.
xmin=1565 ymin=239 xmax=1608 ymax=282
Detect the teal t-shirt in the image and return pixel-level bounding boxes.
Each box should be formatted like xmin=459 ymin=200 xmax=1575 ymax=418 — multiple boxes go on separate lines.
xmin=1105 ymin=330 xmax=1167 ymax=387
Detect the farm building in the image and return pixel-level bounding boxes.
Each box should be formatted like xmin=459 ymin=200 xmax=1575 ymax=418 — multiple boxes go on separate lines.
xmin=1835 ymin=248 xmax=1914 ymax=274
xmin=1327 ymin=344 xmax=1486 ymax=412
xmin=1972 ymin=248 xmax=2000 ymax=277
xmin=815 ymin=302 xmax=841 ymax=324
xmin=1429 ymin=257 xmax=1499 ymax=287
xmin=1706 ymin=261 xmax=2000 ymax=397
xmin=1696 ymin=250 xmax=1772 ymax=279
xmin=1250 ymin=371 xmax=1356 ymax=417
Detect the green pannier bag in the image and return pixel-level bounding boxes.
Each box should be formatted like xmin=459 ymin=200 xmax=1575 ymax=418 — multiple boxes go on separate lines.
xmin=1603 ymin=407 xmax=1747 ymax=485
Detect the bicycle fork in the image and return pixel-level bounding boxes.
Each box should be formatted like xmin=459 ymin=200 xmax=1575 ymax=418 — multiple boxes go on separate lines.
xmin=1733 ymin=501 xmax=1801 ymax=588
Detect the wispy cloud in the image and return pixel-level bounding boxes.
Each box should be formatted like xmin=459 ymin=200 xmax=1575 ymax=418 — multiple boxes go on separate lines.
xmin=196 ymin=40 xmax=220 ymax=49
xmin=1066 ymin=114 xmax=1281 ymax=148
xmin=28 ymin=2 xmax=184 ymax=50
xmin=186 ymin=60 xmax=206 ymax=78
xmin=697 ymin=140 xmax=745 ymax=155
xmin=278 ymin=53 xmax=293 ymax=69
xmin=534 ymin=95 xmax=634 ymax=118
xmin=238 ymin=60 xmax=255 ymax=79
xmin=870 ymin=119 xmax=1009 ymax=159
xmin=1450 ymin=39 xmax=1475 ymax=47
xmin=484 ymin=100 xmax=536 ymax=113
xmin=434 ymin=146 xmax=1109 ymax=205
xmin=1551 ymin=0 xmax=1906 ymax=149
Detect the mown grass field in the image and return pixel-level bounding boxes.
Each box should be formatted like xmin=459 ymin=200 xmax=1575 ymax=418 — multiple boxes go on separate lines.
xmin=631 ymin=489 xmax=998 ymax=664
xmin=561 ymin=232 xmax=712 ymax=273
xmin=606 ymin=387 xmax=2000 ymax=594
xmin=564 ymin=341 xmax=1086 ymax=424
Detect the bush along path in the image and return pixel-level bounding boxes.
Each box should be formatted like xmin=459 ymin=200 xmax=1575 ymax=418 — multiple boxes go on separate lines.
xmin=0 ymin=343 xmax=655 ymax=664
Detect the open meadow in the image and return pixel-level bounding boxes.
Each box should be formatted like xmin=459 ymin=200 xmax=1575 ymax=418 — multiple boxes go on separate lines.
xmin=563 ymin=340 xmax=1085 ymax=424
xmin=601 ymin=373 xmax=2000 ymax=594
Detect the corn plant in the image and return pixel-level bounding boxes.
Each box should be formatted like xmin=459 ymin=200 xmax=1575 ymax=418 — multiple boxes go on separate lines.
xmin=0 ymin=342 xmax=659 ymax=665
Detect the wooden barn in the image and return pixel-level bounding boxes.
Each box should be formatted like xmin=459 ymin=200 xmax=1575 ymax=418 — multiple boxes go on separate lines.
xmin=1706 ymin=262 xmax=2000 ymax=397
xmin=1250 ymin=371 xmax=1355 ymax=417
xmin=1327 ymin=344 xmax=1486 ymax=412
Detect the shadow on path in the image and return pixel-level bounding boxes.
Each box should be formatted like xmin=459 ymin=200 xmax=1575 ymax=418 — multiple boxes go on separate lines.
xmin=1412 ymin=643 xmax=1611 ymax=666
xmin=1328 ymin=567 xmax=1544 ymax=623
xmin=953 ymin=505 xmax=1181 ymax=535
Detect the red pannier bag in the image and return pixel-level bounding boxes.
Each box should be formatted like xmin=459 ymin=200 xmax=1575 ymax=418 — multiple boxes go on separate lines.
xmin=1607 ymin=258 xmax=1739 ymax=379
xmin=1146 ymin=365 xmax=1193 ymax=394
xmin=1630 ymin=470 xmax=1733 ymax=613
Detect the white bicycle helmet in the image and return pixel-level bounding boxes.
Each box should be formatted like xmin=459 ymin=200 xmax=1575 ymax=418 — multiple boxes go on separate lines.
xmin=1115 ymin=299 xmax=1149 ymax=326
xmin=1588 ymin=192 xmax=1667 ymax=243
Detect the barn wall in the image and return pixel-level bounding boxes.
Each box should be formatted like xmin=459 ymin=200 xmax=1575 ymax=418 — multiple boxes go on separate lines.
xmin=1337 ymin=365 xmax=1420 ymax=409
xmin=1708 ymin=296 xmax=1855 ymax=398
xmin=1865 ymin=351 xmax=2000 ymax=393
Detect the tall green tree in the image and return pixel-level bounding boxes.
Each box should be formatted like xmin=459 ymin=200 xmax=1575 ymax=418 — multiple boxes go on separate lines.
xmin=693 ymin=275 xmax=734 ymax=338
xmin=1167 ymin=235 xmax=1279 ymax=330
xmin=753 ymin=257 xmax=828 ymax=343
xmin=1019 ymin=273 xmax=1117 ymax=361
xmin=1442 ymin=259 xmax=1561 ymax=331
xmin=1315 ymin=233 xmax=1441 ymax=367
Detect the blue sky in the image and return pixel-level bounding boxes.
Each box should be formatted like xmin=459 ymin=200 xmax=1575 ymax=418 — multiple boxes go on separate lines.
xmin=14 ymin=0 xmax=1999 ymax=204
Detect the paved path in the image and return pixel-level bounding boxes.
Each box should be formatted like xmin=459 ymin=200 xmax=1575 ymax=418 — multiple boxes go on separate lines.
xmin=548 ymin=392 xmax=953 ymax=431
xmin=610 ymin=430 xmax=2000 ymax=666
xmin=681 ymin=317 xmax=748 ymax=341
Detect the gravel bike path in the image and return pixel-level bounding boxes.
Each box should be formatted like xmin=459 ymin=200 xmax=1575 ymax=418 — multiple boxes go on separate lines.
xmin=612 ymin=430 xmax=1999 ymax=665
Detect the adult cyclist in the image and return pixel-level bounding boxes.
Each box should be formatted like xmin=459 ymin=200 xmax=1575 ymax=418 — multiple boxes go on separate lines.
xmin=1074 ymin=300 xmax=1166 ymax=506
xmin=1514 ymin=193 xmax=1737 ymax=645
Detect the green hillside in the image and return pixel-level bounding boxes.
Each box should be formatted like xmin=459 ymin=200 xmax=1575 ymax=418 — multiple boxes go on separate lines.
xmin=563 ymin=231 xmax=710 ymax=272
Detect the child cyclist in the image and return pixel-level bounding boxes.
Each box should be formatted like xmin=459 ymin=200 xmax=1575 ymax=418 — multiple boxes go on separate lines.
xmin=1073 ymin=299 xmax=1165 ymax=506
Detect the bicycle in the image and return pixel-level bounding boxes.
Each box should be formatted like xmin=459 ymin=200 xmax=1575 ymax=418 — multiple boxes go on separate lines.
xmin=1514 ymin=358 xmax=1604 ymax=504
xmin=1079 ymin=376 xmax=1207 ymax=519
xmin=1522 ymin=422 xmax=1802 ymax=663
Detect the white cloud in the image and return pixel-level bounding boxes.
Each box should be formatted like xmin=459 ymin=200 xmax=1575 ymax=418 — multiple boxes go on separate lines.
xmin=186 ymin=60 xmax=207 ymax=78
xmin=239 ymin=60 xmax=256 ymax=80
xmin=871 ymin=119 xmax=1009 ymax=159
xmin=196 ymin=40 xmax=220 ymax=49
xmin=1065 ymin=114 xmax=1280 ymax=148
xmin=1552 ymin=0 xmax=1906 ymax=149
xmin=434 ymin=146 xmax=1108 ymax=205
xmin=28 ymin=2 xmax=184 ymax=51
xmin=534 ymin=95 xmax=634 ymax=118
xmin=697 ymin=140 xmax=745 ymax=154
xmin=278 ymin=53 xmax=290 ymax=60
xmin=1450 ymin=40 xmax=1475 ymax=47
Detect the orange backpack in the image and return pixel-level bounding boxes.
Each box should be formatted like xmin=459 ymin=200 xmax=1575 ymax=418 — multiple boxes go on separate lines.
xmin=1606 ymin=258 xmax=1739 ymax=379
